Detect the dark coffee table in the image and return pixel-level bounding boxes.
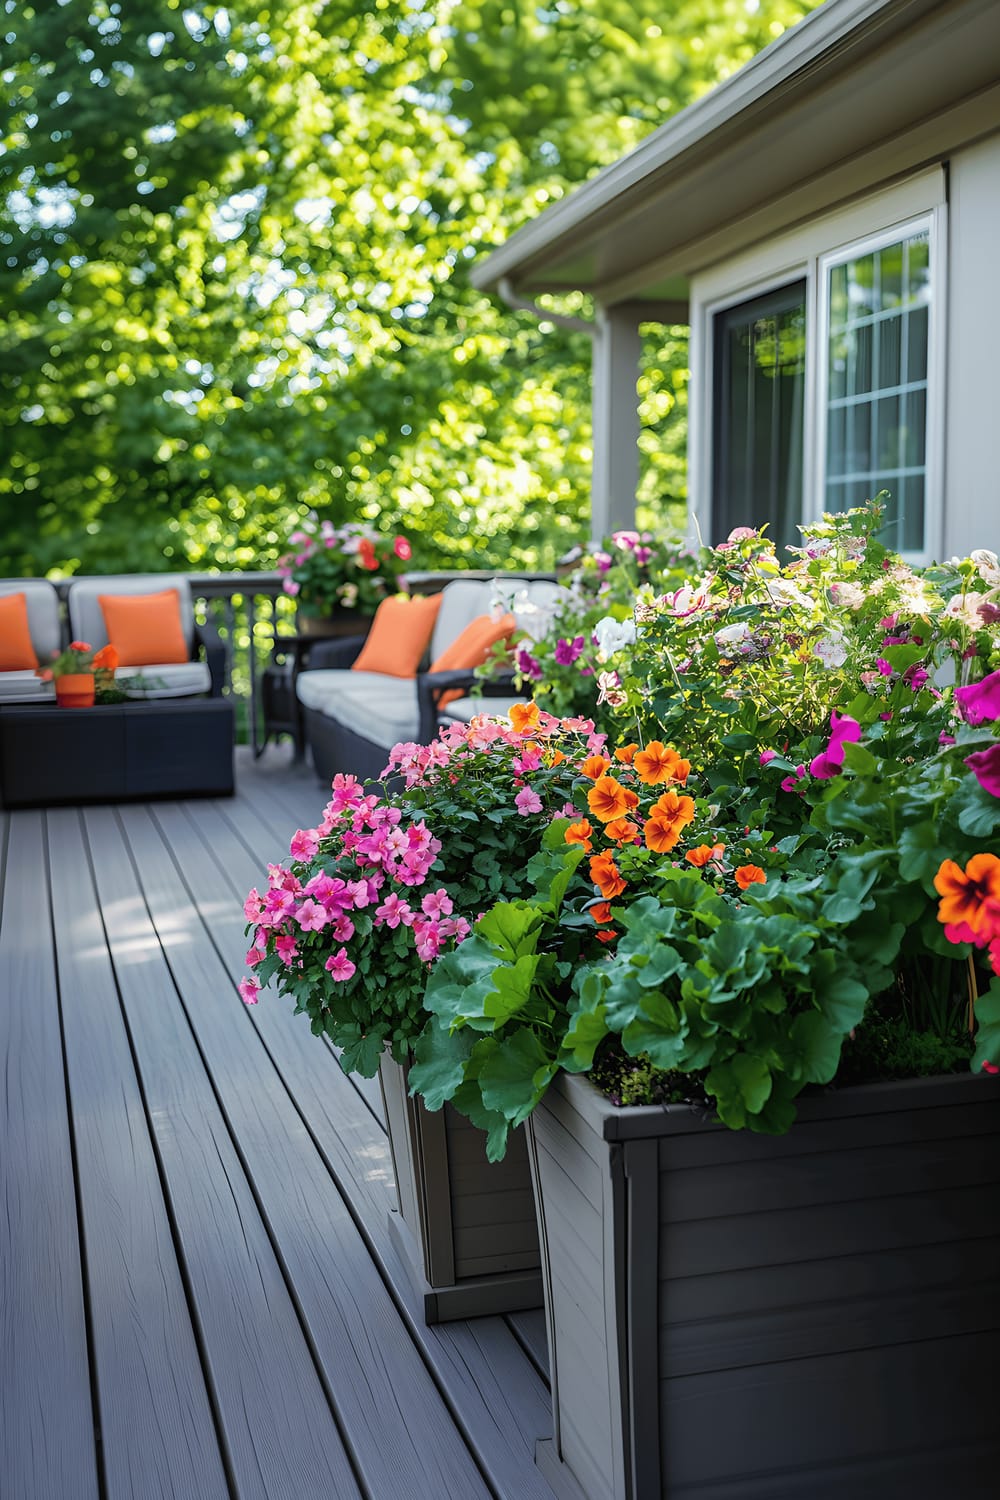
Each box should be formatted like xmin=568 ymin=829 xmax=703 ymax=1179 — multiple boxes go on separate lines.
xmin=0 ymin=698 xmax=235 ymax=809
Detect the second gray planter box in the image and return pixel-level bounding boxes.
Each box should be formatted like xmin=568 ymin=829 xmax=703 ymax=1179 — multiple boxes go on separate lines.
xmin=379 ymin=1055 xmax=543 ymax=1322
xmin=527 ymin=1068 xmax=1000 ymax=1500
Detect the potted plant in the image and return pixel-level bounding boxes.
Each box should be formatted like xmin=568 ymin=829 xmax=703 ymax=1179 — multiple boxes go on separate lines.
xmin=409 ymin=509 xmax=1000 ymax=1496
xmin=241 ymin=707 xmax=604 ymax=1321
xmin=37 ymin=639 xmax=119 ymax=707
xmin=277 ymin=515 xmax=412 ymax=635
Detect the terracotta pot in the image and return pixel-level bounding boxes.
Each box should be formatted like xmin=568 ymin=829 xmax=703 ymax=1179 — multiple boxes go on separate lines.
xmin=55 ymin=672 xmax=95 ymax=708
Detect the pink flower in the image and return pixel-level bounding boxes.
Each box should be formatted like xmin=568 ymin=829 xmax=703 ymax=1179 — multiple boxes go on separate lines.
xmin=955 ymin=670 xmax=1000 ymax=726
xmin=809 ymin=713 xmax=862 ymax=780
xmin=331 ymin=916 xmax=355 ymax=943
xmin=394 ymin=536 xmax=412 ymax=561
xmin=295 ymin=899 xmax=328 ymax=932
xmin=243 ymin=889 xmax=265 ymax=921
xmin=375 ymin=893 xmax=413 ymax=929
xmin=289 ymin=828 xmax=320 ymax=860
xmin=780 ymin=765 xmax=806 ymax=792
xmin=245 ymin=944 xmax=266 ymax=966
xmin=876 ymin=658 xmax=893 ymax=677
xmin=421 ymin=888 xmax=454 ymax=919
xmin=328 ymin=774 xmax=364 ymax=812
xmin=966 ymin=743 xmax=1000 ymax=798
xmin=324 ymin=949 xmax=356 ymax=982
xmin=759 ymin=749 xmax=777 ymax=766
xmin=514 ymin=785 xmax=543 ymax=815
xmin=274 ymin=934 xmax=299 ymax=964
xmin=238 ymin=977 xmax=260 ymax=1006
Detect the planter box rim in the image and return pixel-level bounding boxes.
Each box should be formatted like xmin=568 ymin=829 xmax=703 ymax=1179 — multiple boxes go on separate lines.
xmin=555 ymin=1066 xmax=1000 ymax=1142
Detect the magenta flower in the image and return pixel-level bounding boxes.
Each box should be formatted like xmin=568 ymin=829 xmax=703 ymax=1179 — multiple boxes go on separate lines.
xmin=780 ymin=764 xmax=806 ymax=792
xmin=759 ymin=749 xmax=777 ymax=766
xmin=876 ymin=658 xmax=893 ymax=677
xmin=515 ymin=646 xmax=543 ymax=679
xmin=238 ymin=977 xmax=260 ymax=1006
xmin=634 ymin=546 xmax=653 ymax=566
xmin=515 ymin=785 xmax=543 ymax=815
xmin=274 ymin=934 xmax=299 ymax=964
xmin=809 ymin=713 xmax=863 ymax=780
xmin=955 ymin=670 xmax=1000 ymax=726
xmin=966 ymin=743 xmax=1000 ymax=798
xmin=245 ymin=943 xmax=266 ymax=966
xmin=554 ymin=635 xmax=586 ymax=666
xmin=243 ymin=889 xmax=265 ymax=921
xmin=324 ymin=949 xmax=356 ymax=982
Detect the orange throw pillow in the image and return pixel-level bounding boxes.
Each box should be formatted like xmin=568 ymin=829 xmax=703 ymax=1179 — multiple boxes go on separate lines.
xmin=429 ymin=612 xmax=516 ymax=707
xmin=0 ymin=592 xmax=38 ymax=671
xmin=98 ymin=589 xmax=189 ymax=667
xmin=350 ymin=593 xmax=443 ymax=678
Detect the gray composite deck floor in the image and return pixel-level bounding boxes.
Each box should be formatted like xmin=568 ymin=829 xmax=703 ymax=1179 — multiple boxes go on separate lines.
xmin=1 ymin=744 xmax=554 ymax=1500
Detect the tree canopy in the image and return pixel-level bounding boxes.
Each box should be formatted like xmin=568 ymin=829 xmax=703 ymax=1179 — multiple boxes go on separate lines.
xmin=0 ymin=0 xmax=821 ymax=578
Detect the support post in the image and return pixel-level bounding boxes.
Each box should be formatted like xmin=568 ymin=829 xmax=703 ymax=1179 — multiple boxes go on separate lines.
xmin=590 ymin=305 xmax=642 ymax=541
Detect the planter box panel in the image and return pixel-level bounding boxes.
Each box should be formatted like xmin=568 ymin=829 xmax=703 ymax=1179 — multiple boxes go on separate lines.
xmin=667 ymin=1439 xmax=998 ymax=1500
xmin=660 ymin=1277 xmax=998 ymax=1378
xmin=661 ymin=1330 xmax=996 ymax=1497
xmin=658 ymin=1180 xmax=1000 ymax=1281
xmin=528 ymin=1099 xmax=605 ymax=1214
xmin=660 ymin=1120 xmax=998 ymax=1220
xmin=662 ymin=1231 xmax=1000 ymax=1324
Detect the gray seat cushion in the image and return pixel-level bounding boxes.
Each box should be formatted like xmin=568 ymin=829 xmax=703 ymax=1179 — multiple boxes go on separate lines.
xmin=442 ymin=694 xmax=523 ymax=724
xmin=67 ymin=575 xmax=196 ymax=653
xmin=0 ymin=670 xmax=56 ymax=703
xmin=117 ymin=662 xmax=212 ymax=699
xmin=297 ymin=669 xmax=419 ymax=748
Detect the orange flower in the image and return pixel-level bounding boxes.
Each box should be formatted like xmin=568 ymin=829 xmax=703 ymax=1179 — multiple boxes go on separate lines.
xmin=734 ymin=864 xmax=767 ymax=891
xmin=604 ymin=817 xmax=640 ymax=846
xmin=933 ymin=854 xmax=1000 ymax=938
xmin=685 ymin=843 xmax=725 ymax=867
xmin=590 ymin=902 xmax=614 ymax=924
xmin=587 ymin=775 xmax=632 ymax=824
xmin=580 ymin=754 xmax=612 ymax=780
xmin=634 ymin=740 xmax=691 ymax=786
xmin=546 ymin=748 xmax=566 ymax=767
xmin=650 ymin=788 xmax=696 ymax=828
xmin=92 ymin=644 xmax=119 ymax=670
xmin=614 ymin=743 xmax=638 ymax=764
xmin=595 ymin=929 xmax=618 ymax=944
xmin=509 ymin=702 xmax=541 ymax=734
xmin=565 ymin=818 xmax=594 ymax=853
xmin=644 ymin=814 xmax=682 ymax=854
xmin=589 ymin=851 xmax=627 ymax=899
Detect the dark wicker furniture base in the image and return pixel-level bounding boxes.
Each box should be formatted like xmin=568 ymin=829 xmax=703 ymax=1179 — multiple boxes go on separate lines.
xmin=0 ymin=699 xmax=235 ymax=808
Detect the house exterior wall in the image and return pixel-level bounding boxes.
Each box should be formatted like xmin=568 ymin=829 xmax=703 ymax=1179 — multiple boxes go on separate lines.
xmin=943 ymin=131 xmax=1000 ymax=558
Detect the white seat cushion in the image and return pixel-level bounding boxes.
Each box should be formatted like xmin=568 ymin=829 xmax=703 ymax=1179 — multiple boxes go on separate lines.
xmin=442 ymin=695 xmax=523 ymax=724
xmin=297 ymin=669 xmax=419 ymax=749
xmin=0 ymin=670 xmax=56 ymax=703
xmin=117 ymin=662 xmax=211 ymax=698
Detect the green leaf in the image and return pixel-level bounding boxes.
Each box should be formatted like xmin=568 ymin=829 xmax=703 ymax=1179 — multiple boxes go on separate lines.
xmin=897 ymin=821 xmax=948 ymax=884
xmin=450 ymin=1080 xmax=511 ymax=1162
xmin=706 ymin=1053 xmax=773 ymax=1127
xmin=336 ymin=1025 xmax=384 ymax=1078
xmin=562 ymin=1003 xmax=608 ymax=1069
xmin=957 ymin=783 xmax=1000 ymax=839
xmin=840 ymin=740 xmax=878 ymax=776
xmin=482 ymin=954 xmax=541 ymax=1024
xmin=477 ymin=902 xmax=543 ymax=960
xmin=479 ymin=1027 xmax=556 ymax=1125
xmin=787 ymin=1011 xmax=842 ymax=1084
xmin=408 ymin=1020 xmax=473 ymax=1110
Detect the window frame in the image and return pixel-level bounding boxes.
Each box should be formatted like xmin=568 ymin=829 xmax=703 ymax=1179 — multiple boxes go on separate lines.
xmin=688 ymin=171 xmax=946 ymax=562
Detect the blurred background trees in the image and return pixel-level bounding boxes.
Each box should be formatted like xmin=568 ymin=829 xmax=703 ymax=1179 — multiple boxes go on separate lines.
xmin=0 ymin=0 xmax=820 ymax=578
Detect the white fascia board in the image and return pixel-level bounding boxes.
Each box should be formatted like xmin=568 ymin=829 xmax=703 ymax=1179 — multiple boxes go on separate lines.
xmin=470 ymin=0 xmax=925 ymax=294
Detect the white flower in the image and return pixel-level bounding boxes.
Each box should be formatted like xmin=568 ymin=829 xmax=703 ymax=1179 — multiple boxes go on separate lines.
xmin=813 ymin=633 xmax=848 ymax=669
xmin=592 ymin=615 xmax=637 ymax=661
xmin=971 ymin=549 xmax=1000 ymax=587
xmin=763 ymin=579 xmax=809 ymax=609
xmin=829 ymin=582 xmax=866 ymax=610
xmin=596 ymin=670 xmax=627 ymax=707
xmin=942 ymin=591 xmax=987 ymax=631
xmin=714 ymin=622 xmax=751 ymax=653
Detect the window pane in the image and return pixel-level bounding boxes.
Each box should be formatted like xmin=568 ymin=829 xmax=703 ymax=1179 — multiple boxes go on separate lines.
xmin=825 ymin=227 xmax=930 ymax=552
xmin=712 ymin=281 xmax=806 ymax=553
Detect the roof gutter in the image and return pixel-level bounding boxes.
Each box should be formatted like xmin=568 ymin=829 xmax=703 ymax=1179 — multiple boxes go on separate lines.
xmin=496 ymin=276 xmax=594 ymax=336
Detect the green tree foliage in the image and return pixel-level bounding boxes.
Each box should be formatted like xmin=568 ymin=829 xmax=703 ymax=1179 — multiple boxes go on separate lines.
xmin=0 ymin=0 xmax=821 ymax=579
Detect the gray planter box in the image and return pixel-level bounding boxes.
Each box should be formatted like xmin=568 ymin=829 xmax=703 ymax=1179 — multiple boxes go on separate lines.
xmin=379 ymin=1055 xmax=543 ymax=1322
xmin=526 ymin=1069 xmax=1000 ymax=1500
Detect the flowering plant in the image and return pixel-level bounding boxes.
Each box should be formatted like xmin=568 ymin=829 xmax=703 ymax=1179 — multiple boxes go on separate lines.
xmin=277 ymin=515 xmax=412 ymax=617
xmin=240 ymin=707 xmax=606 ymax=1075
xmin=36 ymin=640 xmax=118 ymax=681
xmin=479 ymin=529 xmax=699 ymax=727
xmin=407 ymin=513 xmax=1000 ymax=1154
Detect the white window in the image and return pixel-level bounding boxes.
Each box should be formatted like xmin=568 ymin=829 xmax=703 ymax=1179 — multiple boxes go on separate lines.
xmin=691 ymin=175 xmax=945 ymax=561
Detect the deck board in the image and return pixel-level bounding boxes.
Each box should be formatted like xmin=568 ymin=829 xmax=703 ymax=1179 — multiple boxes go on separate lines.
xmin=0 ymin=812 xmax=100 ymax=1500
xmin=0 ymin=745 xmax=556 ymax=1500
xmin=46 ymin=808 xmax=229 ymax=1500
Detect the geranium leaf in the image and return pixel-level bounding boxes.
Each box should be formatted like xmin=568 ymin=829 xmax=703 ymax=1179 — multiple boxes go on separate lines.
xmin=479 ymin=1028 xmax=555 ymax=1123
xmin=562 ymin=1003 xmax=608 ymax=1069
xmin=408 ymin=1020 xmax=473 ymax=1110
xmin=788 ymin=1011 xmax=842 ymax=1084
